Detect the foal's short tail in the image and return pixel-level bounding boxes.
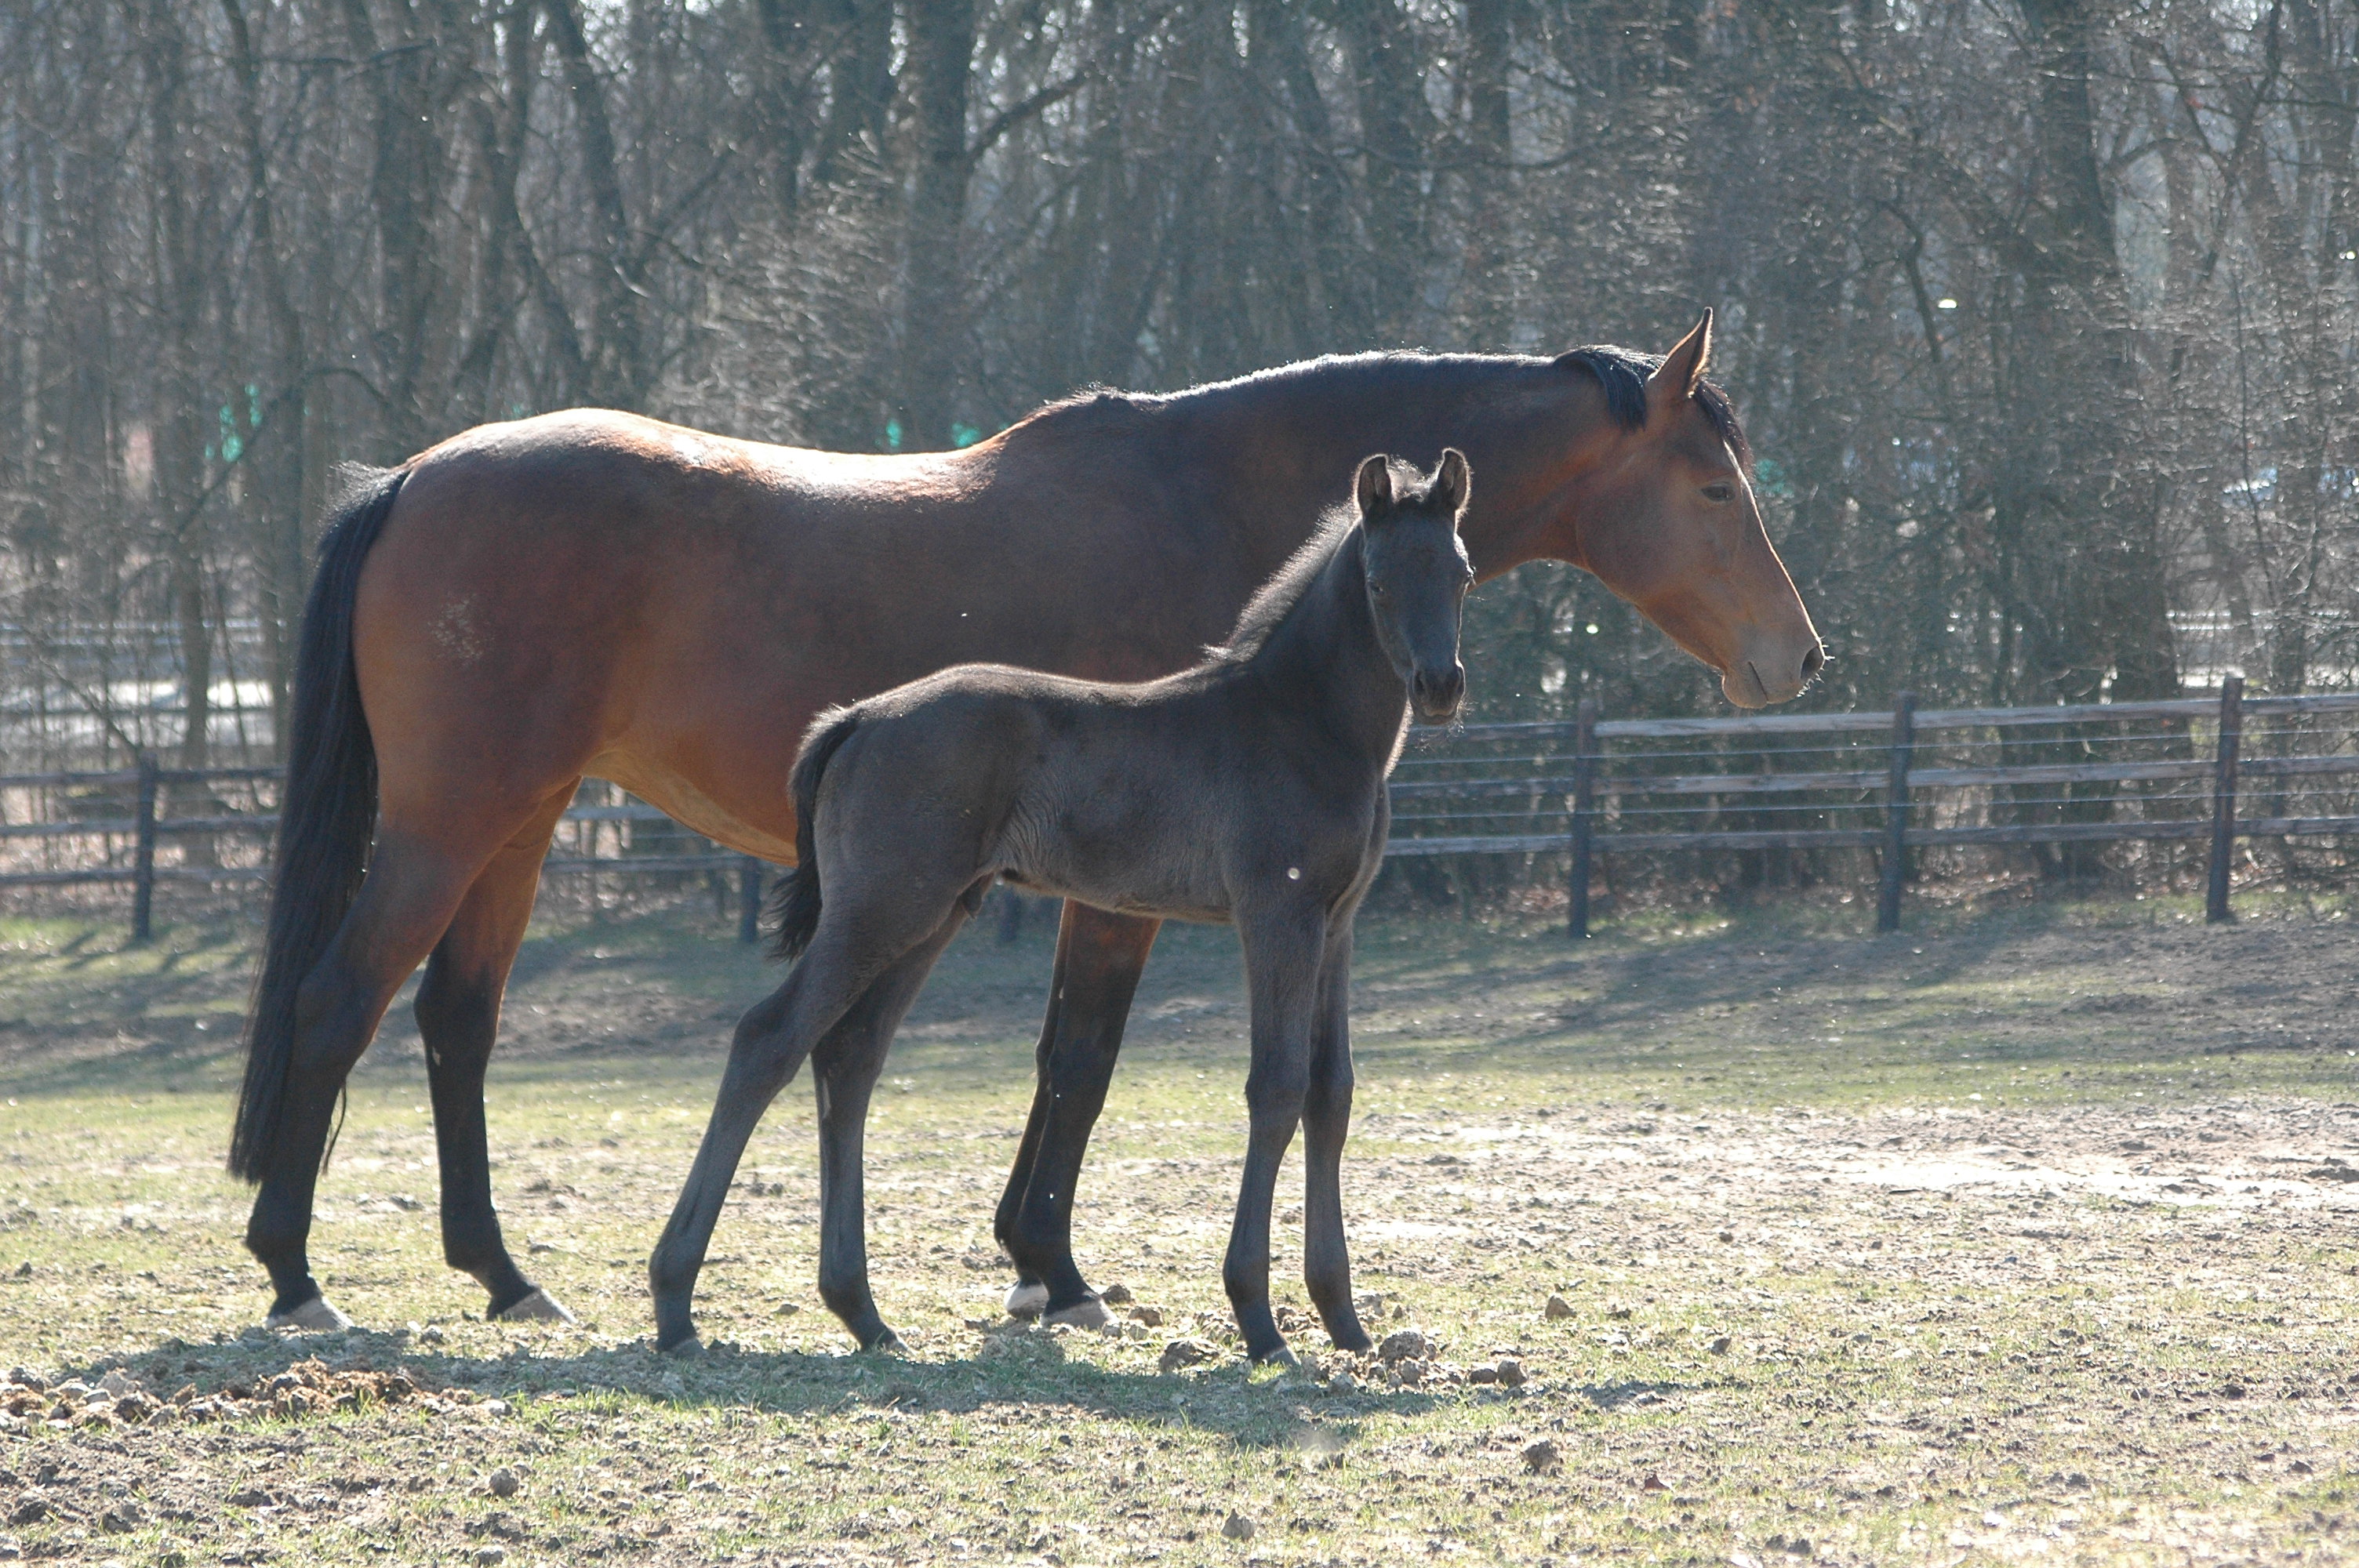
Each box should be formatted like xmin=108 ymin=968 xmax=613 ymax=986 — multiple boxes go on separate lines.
xmin=767 ymin=706 xmax=861 ymax=962
xmin=228 ymin=464 xmax=406 ymax=1183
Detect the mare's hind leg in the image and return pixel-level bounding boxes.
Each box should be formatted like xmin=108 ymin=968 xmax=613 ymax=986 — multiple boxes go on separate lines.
xmin=1300 ymin=922 xmax=1372 ymax=1353
xmin=812 ymin=906 xmax=972 ymax=1349
xmin=413 ymin=794 xmax=572 ymax=1322
xmin=245 ymin=833 xmax=500 ymax=1326
xmin=995 ymin=903 xmax=1161 ymax=1322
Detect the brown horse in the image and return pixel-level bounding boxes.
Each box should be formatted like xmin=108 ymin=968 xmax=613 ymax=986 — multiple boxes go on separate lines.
xmin=232 ymin=313 xmax=1821 ymax=1333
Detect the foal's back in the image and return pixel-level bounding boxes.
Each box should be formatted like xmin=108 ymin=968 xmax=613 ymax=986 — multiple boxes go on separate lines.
xmin=811 ymin=655 xmax=1368 ymax=927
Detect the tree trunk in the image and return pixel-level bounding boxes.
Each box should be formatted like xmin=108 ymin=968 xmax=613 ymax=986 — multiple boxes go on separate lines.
xmin=896 ymin=0 xmax=976 ymax=448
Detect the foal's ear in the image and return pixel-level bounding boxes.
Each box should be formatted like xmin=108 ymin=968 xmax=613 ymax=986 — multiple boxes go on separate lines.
xmin=1430 ymin=448 xmax=1470 ymax=523
xmin=1354 ymin=453 xmax=1395 ymax=517
xmin=1645 ymin=309 xmax=1714 ymax=423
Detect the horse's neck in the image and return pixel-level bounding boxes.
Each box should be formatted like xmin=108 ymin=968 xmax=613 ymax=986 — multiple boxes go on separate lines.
xmin=1245 ymin=539 xmax=1406 ymax=764
xmin=1158 ymin=362 xmax=1576 ymax=580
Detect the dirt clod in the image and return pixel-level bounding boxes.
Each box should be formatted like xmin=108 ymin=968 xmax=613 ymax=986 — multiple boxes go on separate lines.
xmin=1221 ymin=1512 xmax=1256 ymax=1541
xmin=1378 ymin=1327 xmax=1428 ymax=1363
xmin=1158 ymin=1339 xmax=1212 ymax=1374
xmin=1100 ymin=1283 xmax=1134 ymax=1305
xmin=1495 ymin=1356 xmax=1527 ymax=1388
xmin=1521 ymin=1439 xmax=1563 ymax=1475
xmin=1543 ymin=1292 xmax=1575 ymax=1320
xmin=488 ymin=1468 xmax=519 ymax=1499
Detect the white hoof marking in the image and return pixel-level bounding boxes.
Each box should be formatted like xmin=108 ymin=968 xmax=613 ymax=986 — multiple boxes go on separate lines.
xmin=1004 ymin=1281 xmax=1049 ymax=1319
xmin=1043 ymin=1296 xmax=1111 ymax=1330
xmin=266 ymin=1296 xmax=354 ymax=1333
xmin=493 ymin=1287 xmax=576 ymax=1326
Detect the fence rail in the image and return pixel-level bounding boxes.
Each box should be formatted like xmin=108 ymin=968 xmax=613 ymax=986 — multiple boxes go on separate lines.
xmin=9 ymin=683 xmax=2359 ymax=939
xmin=1387 ymin=681 xmax=2359 ymax=934
xmin=0 ymin=760 xmax=758 ymax=942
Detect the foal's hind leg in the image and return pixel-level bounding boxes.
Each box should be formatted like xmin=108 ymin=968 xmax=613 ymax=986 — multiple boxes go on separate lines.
xmin=995 ymin=903 xmax=1161 ymax=1321
xmin=413 ymin=795 xmax=572 ymax=1322
xmin=1300 ymin=923 xmax=1372 ymax=1353
xmin=648 ymin=889 xmax=964 ymax=1352
xmin=245 ymin=833 xmax=496 ymax=1326
xmin=812 ymin=906 xmax=971 ymax=1350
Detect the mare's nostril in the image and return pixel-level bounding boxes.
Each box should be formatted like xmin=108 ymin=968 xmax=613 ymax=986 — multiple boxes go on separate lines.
xmin=1800 ymin=644 xmax=1826 ymax=681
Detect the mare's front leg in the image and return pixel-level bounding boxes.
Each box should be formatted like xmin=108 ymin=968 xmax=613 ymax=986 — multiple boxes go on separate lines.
xmin=812 ymin=907 xmax=972 ymax=1350
xmin=1301 ymin=920 xmax=1372 ymax=1352
xmin=996 ymin=902 xmax=1161 ymax=1323
xmin=1223 ymin=901 xmax=1329 ymax=1363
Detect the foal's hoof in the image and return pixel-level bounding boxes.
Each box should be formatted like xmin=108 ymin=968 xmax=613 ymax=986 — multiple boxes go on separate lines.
xmin=1042 ymin=1295 xmax=1111 ymax=1331
xmin=266 ymin=1295 xmax=354 ymax=1333
xmin=1254 ymin=1345 xmax=1300 ymax=1370
xmin=493 ymin=1287 xmax=576 ymax=1326
xmin=662 ymin=1334 xmax=706 ymax=1358
xmin=862 ymin=1329 xmax=908 ymax=1356
xmin=1004 ymin=1281 xmax=1049 ymax=1320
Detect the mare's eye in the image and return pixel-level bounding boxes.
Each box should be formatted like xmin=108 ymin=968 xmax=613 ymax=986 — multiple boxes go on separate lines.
xmin=1370 ymin=581 xmax=1390 ymax=600
xmin=1703 ymin=481 xmax=1736 ymax=504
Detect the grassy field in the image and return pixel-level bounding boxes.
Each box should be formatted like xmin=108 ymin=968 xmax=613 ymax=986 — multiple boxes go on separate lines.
xmin=0 ymin=889 xmax=2356 ymax=1565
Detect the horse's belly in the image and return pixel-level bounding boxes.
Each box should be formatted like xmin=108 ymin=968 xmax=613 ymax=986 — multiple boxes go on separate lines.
xmin=1005 ymin=829 xmax=1230 ymax=925
xmin=588 ymin=751 xmax=801 ymax=864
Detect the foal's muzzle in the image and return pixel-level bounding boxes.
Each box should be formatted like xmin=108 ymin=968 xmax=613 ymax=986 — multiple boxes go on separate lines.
xmin=1412 ymin=665 xmax=1467 ymax=724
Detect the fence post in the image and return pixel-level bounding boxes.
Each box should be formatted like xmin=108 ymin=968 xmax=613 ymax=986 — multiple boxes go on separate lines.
xmin=2206 ymin=674 xmax=2244 ymax=923
xmin=1568 ymin=696 xmax=1599 ymax=939
xmin=130 ymin=754 xmax=160 ymax=945
xmin=1876 ymin=692 xmax=1916 ymax=933
xmin=738 ymin=854 xmax=764 ymax=946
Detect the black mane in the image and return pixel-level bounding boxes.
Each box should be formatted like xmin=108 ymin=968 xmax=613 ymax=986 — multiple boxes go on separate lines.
xmin=1205 ymin=507 xmax=1358 ymax=664
xmin=1014 ymin=347 xmax=1752 ymax=467
xmin=1206 ymin=456 xmax=1453 ymax=664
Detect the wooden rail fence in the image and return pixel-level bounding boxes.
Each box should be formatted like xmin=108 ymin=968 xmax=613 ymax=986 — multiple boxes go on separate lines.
xmin=1384 ymin=679 xmax=2359 ymax=935
xmin=9 ymin=681 xmax=2359 ymax=940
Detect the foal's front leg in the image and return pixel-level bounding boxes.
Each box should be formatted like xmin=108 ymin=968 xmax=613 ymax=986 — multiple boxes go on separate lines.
xmin=1300 ymin=920 xmax=1372 ymax=1353
xmin=1223 ymin=902 xmax=1329 ymax=1364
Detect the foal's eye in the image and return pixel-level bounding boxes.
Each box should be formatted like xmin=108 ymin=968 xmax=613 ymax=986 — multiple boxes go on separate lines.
xmin=1702 ymin=481 xmax=1737 ymax=504
xmin=1370 ymin=582 xmax=1390 ymax=600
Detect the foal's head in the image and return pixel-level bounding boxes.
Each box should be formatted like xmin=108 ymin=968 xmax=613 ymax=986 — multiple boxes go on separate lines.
xmin=1355 ymin=449 xmax=1474 ymax=725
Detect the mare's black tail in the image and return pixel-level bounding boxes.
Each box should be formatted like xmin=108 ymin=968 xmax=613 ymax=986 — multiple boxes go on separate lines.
xmin=766 ymin=706 xmax=860 ymax=961
xmin=228 ymin=465 xmax=406 ymax=1182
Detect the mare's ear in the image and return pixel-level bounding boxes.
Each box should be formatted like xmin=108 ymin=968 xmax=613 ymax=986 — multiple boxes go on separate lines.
xmin=1645 ymin=309 xmax=1714 ymax=423
xmin=1354 ymin=453 xmax=1395 ymax=517
xmin=1430 ymin=449 xmax=1470 ymax=524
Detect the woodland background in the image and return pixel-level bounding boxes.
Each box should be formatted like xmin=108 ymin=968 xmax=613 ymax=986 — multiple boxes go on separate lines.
xmin=2 ymin=0 xmax=2355 ymax=774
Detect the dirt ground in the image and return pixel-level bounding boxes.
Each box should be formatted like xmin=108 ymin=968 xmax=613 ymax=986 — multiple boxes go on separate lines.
xmin=0 ymin=891 xmax=2354 ymax=1565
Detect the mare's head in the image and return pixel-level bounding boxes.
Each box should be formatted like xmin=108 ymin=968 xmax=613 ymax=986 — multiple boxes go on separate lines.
xmin=1356 ymin=449 xmax=1474 ymax=724
xmin=1518 ymin=313 xmax=1824 ymax=708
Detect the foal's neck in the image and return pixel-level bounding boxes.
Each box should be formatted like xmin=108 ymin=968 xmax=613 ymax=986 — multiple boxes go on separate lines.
xmin=1242 ymin=535 xmax=1407 ymax=765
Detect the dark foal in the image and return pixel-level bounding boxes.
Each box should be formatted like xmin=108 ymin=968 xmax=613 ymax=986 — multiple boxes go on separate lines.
xmin=649 ymin=452 xmax=1474 ymax=1363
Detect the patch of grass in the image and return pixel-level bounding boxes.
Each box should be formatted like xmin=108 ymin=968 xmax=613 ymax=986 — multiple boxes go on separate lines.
xmin=0 ymin=896 xmax=2354 ymax=1563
